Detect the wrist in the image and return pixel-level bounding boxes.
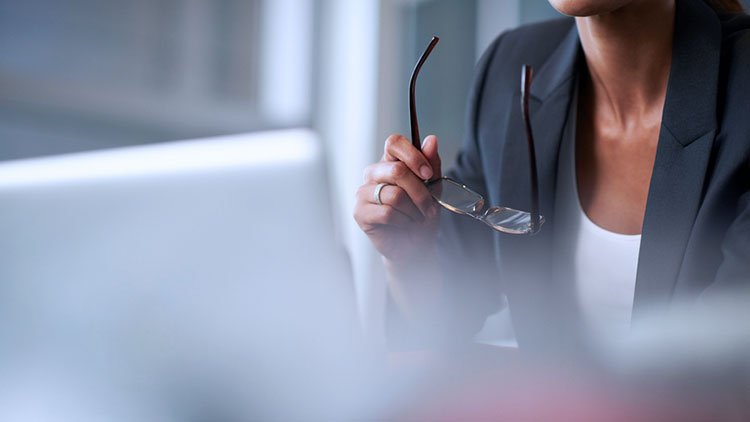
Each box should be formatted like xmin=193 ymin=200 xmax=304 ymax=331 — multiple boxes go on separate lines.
xmin=383 ymin=247 xmax=438 ymax=277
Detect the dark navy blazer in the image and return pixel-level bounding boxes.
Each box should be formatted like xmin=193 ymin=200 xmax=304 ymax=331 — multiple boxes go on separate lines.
xmin=421 ymin=0 xmax=750 ymax=352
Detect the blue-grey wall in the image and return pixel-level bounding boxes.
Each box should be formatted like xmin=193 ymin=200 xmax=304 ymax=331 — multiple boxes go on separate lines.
xmin=405 ymin=0 xmax=560 ymax=166
xmin=409 ymin=0 xmax=478 ymax=166
xmin=520 ymin=0 xmax=561 ymax=23
xmin=1 ymin=0 xmax=747 ymax=162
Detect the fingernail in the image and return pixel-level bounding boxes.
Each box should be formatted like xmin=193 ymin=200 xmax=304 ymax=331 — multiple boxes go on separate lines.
xmin=420 ymin=165 xmax=432 ymax=179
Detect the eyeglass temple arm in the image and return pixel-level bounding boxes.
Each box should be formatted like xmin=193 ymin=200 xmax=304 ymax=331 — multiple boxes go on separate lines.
xmin=521 ymin=64 xmax=541 ymax=233
xmin=409 ymin=36 xmax=439 ymax=151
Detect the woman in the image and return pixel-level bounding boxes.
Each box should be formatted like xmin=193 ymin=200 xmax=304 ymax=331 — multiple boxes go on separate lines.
xmin=354 ymin=0 xmax=750 ymax=351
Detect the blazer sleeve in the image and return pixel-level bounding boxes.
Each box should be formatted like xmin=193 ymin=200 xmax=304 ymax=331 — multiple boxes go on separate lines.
xmin=432 ymin=33 xmax=508 ymax=342
xmin=385 ymin=34 xmax=509 ymax=349
xmin=703 ymin=186 xmax=750 ymax=300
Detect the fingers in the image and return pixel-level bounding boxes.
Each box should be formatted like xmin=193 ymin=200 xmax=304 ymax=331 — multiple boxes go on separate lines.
xmin=363 ymin=161 xmax=435 ymax=217
xmin=421 ymin=135 xmax=442 ymax=181
xmin=383 ymin=135 xmax=434 ymax=180
xmin=354 ymin=202 xmax=414 ymax=229
xmin=355 ymin=133 xmax=441 ymax=232
xmin=356 ymin=183 xmax=424 ymax=222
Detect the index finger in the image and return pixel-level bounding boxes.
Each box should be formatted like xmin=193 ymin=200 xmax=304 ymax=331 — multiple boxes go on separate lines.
xmin=383 ymin=135 xmax=433 ymax=180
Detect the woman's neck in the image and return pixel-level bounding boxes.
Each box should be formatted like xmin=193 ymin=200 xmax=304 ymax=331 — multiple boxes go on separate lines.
xmin=576 ymin=0 xmax=675 ymax=127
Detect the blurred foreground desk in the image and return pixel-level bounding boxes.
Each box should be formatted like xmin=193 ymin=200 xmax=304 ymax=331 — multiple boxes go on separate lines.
xmin=384 ymin=344 xmax=748 ymax=421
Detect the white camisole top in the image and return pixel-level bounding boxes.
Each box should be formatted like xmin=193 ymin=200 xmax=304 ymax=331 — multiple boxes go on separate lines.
xmin=554 ymin=87 xmax=641 ymax=342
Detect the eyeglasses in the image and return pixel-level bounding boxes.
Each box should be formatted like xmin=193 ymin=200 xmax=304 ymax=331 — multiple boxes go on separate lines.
xmin=410 ymin=36 xmax=543 ymax=235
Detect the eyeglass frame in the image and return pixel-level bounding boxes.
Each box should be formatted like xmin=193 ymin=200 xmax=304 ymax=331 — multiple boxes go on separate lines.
xmin=409 ymin=36 xmax=543 ymax=235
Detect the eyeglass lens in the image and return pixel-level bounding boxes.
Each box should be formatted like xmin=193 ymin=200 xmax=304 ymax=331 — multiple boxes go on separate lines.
xmin=426 ymin=177 xmax=484 ymax=214
xmin=427 ymin=178 xmax=543 ymax=235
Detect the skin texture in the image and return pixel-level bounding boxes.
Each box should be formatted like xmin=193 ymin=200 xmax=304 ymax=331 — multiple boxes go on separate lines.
xmin=548 ymin=0 xmax=635 ymax=16
xmin=570 ymin=0 xmax=675 ymax=234
xmin=354 ymin=135 xmax=443 ymax=325
xmin=354 ymin=134 xmax=441 ymax=265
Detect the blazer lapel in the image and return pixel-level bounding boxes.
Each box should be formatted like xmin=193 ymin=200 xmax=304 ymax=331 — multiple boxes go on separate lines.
xmin=633 ymin=0 xmax=722 ymax=317
xmin=493 ymin=26 xmax=583 ymax=349
xmin=494 ymin=25 xmax=581 ymax=292
xmin=496 ymin=25 xmax=582 ymax=233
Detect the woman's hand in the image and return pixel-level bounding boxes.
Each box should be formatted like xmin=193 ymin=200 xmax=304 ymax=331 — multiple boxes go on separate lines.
xmin=354 ymin=134 xmax=441 ymax=266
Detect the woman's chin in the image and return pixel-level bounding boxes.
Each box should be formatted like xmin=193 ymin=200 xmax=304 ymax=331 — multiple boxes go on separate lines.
xmin=547 ymin=0 xmax=633 ymax=16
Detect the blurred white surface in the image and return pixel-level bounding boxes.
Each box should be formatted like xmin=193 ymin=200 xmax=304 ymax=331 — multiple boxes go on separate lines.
xmin=0 ymin=129 xmax=373 ymax=421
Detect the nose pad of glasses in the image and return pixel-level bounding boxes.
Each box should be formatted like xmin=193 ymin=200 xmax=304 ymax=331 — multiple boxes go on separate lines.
xmin=426 ymin=177 xmax=485 ymax=215
xmin=483 ymin=206 xmax=542 ymax=235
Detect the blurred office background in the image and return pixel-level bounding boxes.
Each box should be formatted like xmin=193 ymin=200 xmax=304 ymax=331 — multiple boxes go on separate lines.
xmin=3 ymin=0 xmax=746 ymax=345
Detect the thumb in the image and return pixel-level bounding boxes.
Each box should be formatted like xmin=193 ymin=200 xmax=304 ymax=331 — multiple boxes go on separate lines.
xmin=421 ymin=135 xmax=442 ymax=180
